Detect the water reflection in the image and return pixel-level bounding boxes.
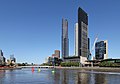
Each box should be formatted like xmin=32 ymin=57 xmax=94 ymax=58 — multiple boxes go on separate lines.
xmin=94 ymin=73 xmax=107 ymax=84
xmin=76 ymin=70 xmax=108 ymax=84
xmin=0 ymin=70 xmax=5 ymax=84
xmin=53 ymin=69 xmax=60 ymax=84
xmin=0 ymin=69 xmax=120 ymax=84
xmin=7 ymin=70 xmax=17 ymax=84
xmin=76 ymin=71 xmax=91 ymax=84
xmin=52 ymin=69 xmax=70 ymax=84
xmin=0 ymin=70 xmax=5 ymax=78
xmin=61 ymin=70 xmax=69 ymax=84
xmin=51 ymin=69 xmax=116 ymax=84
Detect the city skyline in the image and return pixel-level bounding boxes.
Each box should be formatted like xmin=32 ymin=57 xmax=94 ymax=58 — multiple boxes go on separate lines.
xmin=0 ymin=0 xmax=120 ymax=64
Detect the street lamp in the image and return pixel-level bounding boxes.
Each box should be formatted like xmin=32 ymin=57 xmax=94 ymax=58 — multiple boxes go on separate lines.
xmin=79 ymin=56 xmax=81 ymax=67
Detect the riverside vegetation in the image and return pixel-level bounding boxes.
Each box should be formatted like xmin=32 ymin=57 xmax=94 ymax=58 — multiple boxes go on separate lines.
xmin=99 ymin=61 xmax=120 ymax=67
xmin=41 ymin=61 xmax=120 ymax=67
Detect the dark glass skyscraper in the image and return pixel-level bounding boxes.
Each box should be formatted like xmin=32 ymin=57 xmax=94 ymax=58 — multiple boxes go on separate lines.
xmin=78 ymin=7 xmax=88 ymax=57
xmin=95 ymin=40 xmax=108 ymax=60
xmin=62 ymin=18 xmax=69 ymax=59
xmin=0 ymin=50 xmax=6 ymax=65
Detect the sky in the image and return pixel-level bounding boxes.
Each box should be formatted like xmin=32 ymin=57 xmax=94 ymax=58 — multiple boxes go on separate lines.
xmin=0 ymin=0 xmax=120 ymax=64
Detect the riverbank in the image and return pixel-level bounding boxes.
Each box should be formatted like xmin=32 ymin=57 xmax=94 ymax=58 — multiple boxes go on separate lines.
xmin=55 ymin=66 xmax=120 ymax=72
xmin=0 ymin=66 xmax=22 ymax=70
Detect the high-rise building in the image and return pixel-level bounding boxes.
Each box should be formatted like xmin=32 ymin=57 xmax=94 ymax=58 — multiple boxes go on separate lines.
xmin=95 ymin=40 xmax=108 ymax=60
xmin=62 ymin=18 xmax=69 ymax=59
xmin=75 ymin=23 xmax=79 ymax=56
xmin=78 ymin=7 xmax=88 ymax=57
xmin=0 ymin=50 xmax=6 ymax=65
xmin=54 ymin=50 xmax=60 ymax=58
xmin=0 ymin=50 xmax=3 ymax=56
xmin=87 ymin=38 xmax=91 ymax=60
xmin=64 ymin=7 xmax=89 ymax=65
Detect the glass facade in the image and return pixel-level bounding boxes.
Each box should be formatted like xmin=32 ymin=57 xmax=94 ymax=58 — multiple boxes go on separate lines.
xmin=62 ymin=19 xmax=69 ymax=59
xmin=0 ymin=50 xmax=5 ymax=65
xmin=78 ymin=7 xmax=88 ymax=57
xmin=75 ymin=23 xmax=79 ymax=56
xmin=95 ymin=41 xmax=107 ymax=59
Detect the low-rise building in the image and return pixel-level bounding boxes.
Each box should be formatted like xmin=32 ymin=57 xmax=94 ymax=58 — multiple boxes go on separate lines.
xmin=7 ymin=54 xmax=16 ymax=66
xmin=64 ymin=56 xmax=88 ymax=66
xmin=54 ymin=50 xmax=60 ymax=58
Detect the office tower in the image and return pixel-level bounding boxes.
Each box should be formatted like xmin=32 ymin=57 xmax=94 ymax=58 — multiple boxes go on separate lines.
xmin=0 ymin=50 xmax=3 ymax=56
xmin=0 ymin=50 xmax=3 ymax=65
xmin=78 ymin=7 xmax=88 ymax=57
xmin=95 ymin=40 xmax=108 ymax=60
xmin=88 ymin=38 xmax=91 ymax=60
xmin=62 ymin=18 xmax=69 ymax=59
xmin=75 ymin=23 xmax=79 ymax=56
xmin=54 ymin=50 xmax=60 ymax=58
xmin=0 ymin=50 xmax=6 ymax=65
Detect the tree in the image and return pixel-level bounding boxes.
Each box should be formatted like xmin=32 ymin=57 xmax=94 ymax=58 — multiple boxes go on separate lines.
xmin=60 ymin=62 xmax=79 ymax=67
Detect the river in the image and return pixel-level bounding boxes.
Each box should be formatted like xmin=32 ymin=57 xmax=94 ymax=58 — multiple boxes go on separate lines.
xmin=0 ymin=68 xmax=120 ymax=84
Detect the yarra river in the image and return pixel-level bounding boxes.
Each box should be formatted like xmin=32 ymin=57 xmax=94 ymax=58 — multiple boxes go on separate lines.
xmin=0 ymin=68 xmax=120 ymax=84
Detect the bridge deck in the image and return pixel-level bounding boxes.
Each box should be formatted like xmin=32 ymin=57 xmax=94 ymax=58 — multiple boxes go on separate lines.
xmin=21 ymin=66 xmax=54 ymax=68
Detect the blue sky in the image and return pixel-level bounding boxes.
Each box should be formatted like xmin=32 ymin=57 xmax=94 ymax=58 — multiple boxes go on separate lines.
xmin=0 ymin=0 xmax=120 ymax=64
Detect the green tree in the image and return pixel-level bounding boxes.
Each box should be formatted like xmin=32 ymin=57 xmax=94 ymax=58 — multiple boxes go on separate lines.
xmin=60 ymin=62 xmax=79 ymax=67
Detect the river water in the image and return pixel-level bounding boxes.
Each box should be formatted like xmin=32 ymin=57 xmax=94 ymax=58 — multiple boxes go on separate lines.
xmin=0 ymin=68 xmax=120 ymax=84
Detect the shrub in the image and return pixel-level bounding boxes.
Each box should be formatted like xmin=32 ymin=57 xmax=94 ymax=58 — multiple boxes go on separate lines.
xmin=99 ymin=61 xmax=119 ymax=67
xmin=60 ymin=62 xmax=79 ymax=67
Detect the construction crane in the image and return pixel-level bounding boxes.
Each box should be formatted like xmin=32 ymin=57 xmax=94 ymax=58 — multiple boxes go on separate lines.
xmin=88 ymin=35 xmax=98 ymax=60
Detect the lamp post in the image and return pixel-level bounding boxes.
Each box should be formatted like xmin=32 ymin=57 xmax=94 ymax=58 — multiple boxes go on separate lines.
xmin=79 ymin=56 xmax=82 ymax=67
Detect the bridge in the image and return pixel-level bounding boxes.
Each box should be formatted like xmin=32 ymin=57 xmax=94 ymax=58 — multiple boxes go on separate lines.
xmin=20 ymin=66 xmax=54 ymax=68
